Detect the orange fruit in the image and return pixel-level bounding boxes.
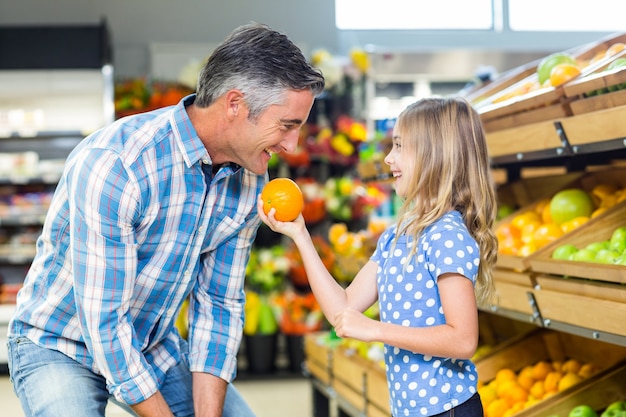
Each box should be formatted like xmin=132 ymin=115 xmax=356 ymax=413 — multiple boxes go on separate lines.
xmin=550 ymin=63 xmax=581 ymax=87
xmin=533 ymin=223 xmax=564 ymax=248
xmin=479 ymin=385 xmax=498 ymax=407
xmin=532 ymin=361 xmax=553 ymax=380
xmin=560 ymin=216 xmax=589 ymax=233
xmin=561 ymin=358 xmax=582 ymax=374
xmin=578 ymin=363 xmax=597 ymax=379
xmin=529 ymin=380 xmax=545 ymax=399
xmin=543 ymin=371 xmax=563 ymax=393
xmin=558 ymin=372 xmax=583 ymax=391
xmin=486 ymin=398 xmax=510 ymax=417
xmin=606 ymin=42 xmax=625 ymax=58
xmin=511 ymin=211 xmax=542 ymax=230
xmin=261 ymin=178 xmax=304 ymax=222
xmin=495 ymin=368 xmax=518 ymax=383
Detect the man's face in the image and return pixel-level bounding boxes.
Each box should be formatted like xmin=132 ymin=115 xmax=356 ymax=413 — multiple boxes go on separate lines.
xmin=235 ymin=89 xmax=315 ymax=175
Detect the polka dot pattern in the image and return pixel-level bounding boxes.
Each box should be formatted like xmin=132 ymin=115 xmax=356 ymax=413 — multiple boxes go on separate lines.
xmin=370 ymin=211 xmax=479 ymax=416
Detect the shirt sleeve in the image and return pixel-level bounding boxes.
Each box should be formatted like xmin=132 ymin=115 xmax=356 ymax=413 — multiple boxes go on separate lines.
xmin=68 ymin=147 xmax=159 ymax=404
xmin=427 ymin=225 xmax=480 ymax=284
xmin=187 ymin=172 xmax=263 ymax=382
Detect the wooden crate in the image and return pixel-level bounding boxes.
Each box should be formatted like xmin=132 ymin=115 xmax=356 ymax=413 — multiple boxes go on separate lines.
xmin=489 ymin=269 xmax=536 ymax=315
xmin=331 ymin=346 xmax=369 ymax=412
xmin=497 ymin=168 xmax=626 ymax=272
xmin=485 ymin=120 xmax=564 ymax=159
xmin=561 ymin=103 xmax=626 ymax=147
xmin=477 ymin=33 xmax=626 ymax=133
xmin=525 ymin=199 xmax=626 ymax=284
xmin=563 ymin=49 xmax=626 ymax=115
xmin=514 ymin=361 xmax=626 ymax=417
xmin=304 ymin=332 xmax=334 ymax=385
xmin=365 ymin=362 xmax=390 ymax=416
xmin=533 ymin=275 xmax=626 ymax=337
xmin=475 ymin=329 xmax=626 ymax=384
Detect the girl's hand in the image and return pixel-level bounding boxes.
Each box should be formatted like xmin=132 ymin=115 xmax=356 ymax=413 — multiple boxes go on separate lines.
xmin=256 ymin=195 xmax=306 ymax=240
xmin=333 ymin=307 xmax=379 ymax=342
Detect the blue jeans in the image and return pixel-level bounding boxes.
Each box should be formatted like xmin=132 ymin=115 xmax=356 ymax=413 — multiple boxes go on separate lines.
xmin=428 ymin=392 xmax=484 ymax=417
xmin=7 ymin=336 xmax=256 ymax=417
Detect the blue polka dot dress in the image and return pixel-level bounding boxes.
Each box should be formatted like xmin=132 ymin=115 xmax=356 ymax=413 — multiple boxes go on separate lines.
xmin=370 ymin=211 xmax=480 ymax=417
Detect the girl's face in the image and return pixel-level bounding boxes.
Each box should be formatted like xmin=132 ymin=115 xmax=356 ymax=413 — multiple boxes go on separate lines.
xmin=384 ymin=127 xmax=412 ymax=198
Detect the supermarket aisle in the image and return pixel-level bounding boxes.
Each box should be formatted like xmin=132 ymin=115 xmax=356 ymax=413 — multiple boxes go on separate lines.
xmin=0 ymin=373 xmax=312 ymax=417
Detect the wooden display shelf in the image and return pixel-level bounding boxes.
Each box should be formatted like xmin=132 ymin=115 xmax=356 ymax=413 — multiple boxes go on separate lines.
xmin=475 ymin=328 xmax=626 ymax=384
xmin=304 ymin=332 xmax=334 ymax=385
xmin=526 ymin=199 xmax=626 ymax=284
xmin=484 ymin=120 xmax=564 ymax=159
xmin=534 ymin=275 xmax=626 ymax=338
xmin=560 ymin=103 xmax=626 ymax=147
xmin=490 ymin=269 xmax=536 ymax=316
xmin=476 ymin=33 xmax=626 ymax=130
xmin=496 ymin=168 xmax=626 ymax=273
xmin=514 ymin=361 xmax=626 ymax=417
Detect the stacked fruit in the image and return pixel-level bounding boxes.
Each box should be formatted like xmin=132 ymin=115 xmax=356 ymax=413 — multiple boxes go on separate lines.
xmin=496 ymin=183 xmax=626 ymax=256
xmin=489 ymin=41 xmax=625 ymax=104
xmin=566 ymin=401 xmax=626 ymax=417
xmin=479 ymin=359 xmax=599 ymax=417
xmin=552 ymin=225 xmax=626 ymax=265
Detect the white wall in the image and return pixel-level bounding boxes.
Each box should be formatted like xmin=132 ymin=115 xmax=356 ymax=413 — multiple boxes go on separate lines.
xmin=0 ymin=0 xmax=612 ymax=78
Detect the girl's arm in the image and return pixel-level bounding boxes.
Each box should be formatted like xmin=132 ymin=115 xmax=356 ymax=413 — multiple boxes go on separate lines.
xmin=336 ymin=273 xmax=479 ymax=359
xmin=257 ymin=197 xmax=378 ymax=324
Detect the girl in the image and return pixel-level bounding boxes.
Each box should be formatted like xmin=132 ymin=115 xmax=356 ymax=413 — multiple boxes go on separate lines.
xmin=258 ymin=97 xmax=498 ymax=417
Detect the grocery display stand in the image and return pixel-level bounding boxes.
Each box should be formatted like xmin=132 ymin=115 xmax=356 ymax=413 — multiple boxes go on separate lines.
xmin=0 ymin=20 xmax=114 ymax=365
xmin=305 ymin=33 xmax=626 ymax=417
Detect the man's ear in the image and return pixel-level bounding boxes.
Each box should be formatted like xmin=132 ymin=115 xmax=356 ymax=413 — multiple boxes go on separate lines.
xmin=225 ymin=89 xmax=245 ymax=118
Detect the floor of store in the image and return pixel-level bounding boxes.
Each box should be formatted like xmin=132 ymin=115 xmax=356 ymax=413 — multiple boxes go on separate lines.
xmin=0 ymin=372 xmax=312 ymax=417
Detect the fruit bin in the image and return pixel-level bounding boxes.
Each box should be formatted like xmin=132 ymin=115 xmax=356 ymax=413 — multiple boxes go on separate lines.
xmin=495 ymin=167 xmax=626 ymax=272
xmin=532 ymin=274 xmax=626 ymax=338
xmin=494 ymin=172 xmax=586 ymax=271
xmin=304 ymin=332 xmax=335 ymax=385
xmin=513 ymin=361 xmax=626 ymax=417
xmin=476 ymin=329 xmax=626 ymax=417
xmin=525 ymin=198 xmax=626 ymax=284
xmin=475 ymin=328 xmax=626 ymax=382
xmin=562 ymin=49 xmax=626 ymax=116
xmin=331 ymin=345 xmax=371 ymax=412
xmin=489 ymin=269 xmax=537 ymax=316
xmin=560 ymin=103 xmax=626 ymax=148
xmin=475 ymin=32 xmax=626 ymax=134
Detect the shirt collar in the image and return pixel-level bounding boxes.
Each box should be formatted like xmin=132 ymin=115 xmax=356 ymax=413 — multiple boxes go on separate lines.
xmin=170 ymin=93 xmax=210 ymax=168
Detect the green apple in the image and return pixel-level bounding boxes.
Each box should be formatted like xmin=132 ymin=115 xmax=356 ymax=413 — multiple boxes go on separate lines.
xmin=497 ymin=204 xmax=516 ymax=220
xmin=616 ymin=255 xmax=626 ymax=266
xmin=585 ymin=241 xmax=610 ymax=252
xmin=607 ymin=58 xmax=626 ymax=71
xmin=610 ymin=227 xmax=626 ymax=249
xmin=538 ymin=52 xmax=577 ymax=85
xmin=601 ymin=410 xmax=626 ymax=417
xmin=594 ymin=249 xmax=620 ymax=264
xmin=549 ymin=189 xmax=594 ymax=226
xmin=569 ymin=405 xmax=598 ymax=417
xmin=552 ymin=244 xmax=579 ymax=260
xmin=571 ymin=248 xmax=597 ymax=262
xmin=604 ymin=401 xmax=626 ymax=413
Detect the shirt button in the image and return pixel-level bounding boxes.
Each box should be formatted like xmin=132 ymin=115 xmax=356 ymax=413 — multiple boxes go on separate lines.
xmin=198 ymin=226 xmax=205 ymax=232
xmin=184 ymin=271 xmax=191 ymax=277
xmin=202 ymin=159 xmax=210 ymax=164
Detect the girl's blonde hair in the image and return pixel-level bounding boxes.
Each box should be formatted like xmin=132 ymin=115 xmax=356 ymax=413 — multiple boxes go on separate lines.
xmin=394 ymin=97 xmax=498 ymax=307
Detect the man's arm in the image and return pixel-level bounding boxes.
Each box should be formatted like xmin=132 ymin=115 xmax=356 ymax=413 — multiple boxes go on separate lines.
xmin=193 ymin=372 xmax=228 ymax=417
xmin=130 ymin=392 xmax=175 ymax=417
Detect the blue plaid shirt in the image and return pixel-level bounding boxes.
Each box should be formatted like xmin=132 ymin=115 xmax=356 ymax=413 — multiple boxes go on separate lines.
xmin=9 ymin=95 xmax=265 ymax=405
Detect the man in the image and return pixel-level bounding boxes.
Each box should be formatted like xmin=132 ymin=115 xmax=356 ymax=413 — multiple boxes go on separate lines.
xmin=7 ymin=23 xmax=324 ymax=417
